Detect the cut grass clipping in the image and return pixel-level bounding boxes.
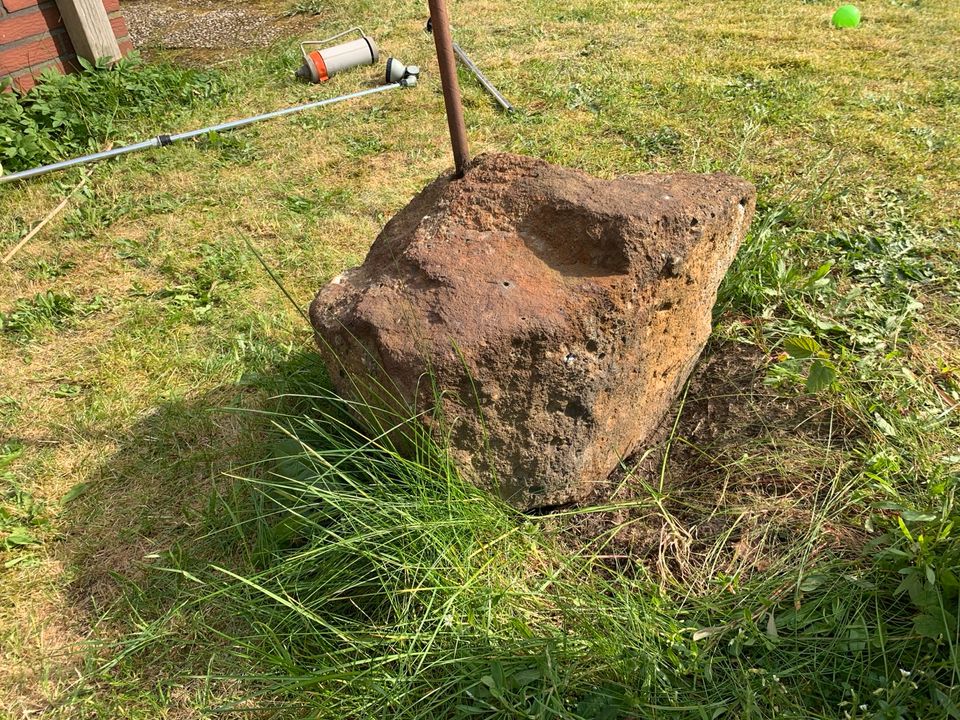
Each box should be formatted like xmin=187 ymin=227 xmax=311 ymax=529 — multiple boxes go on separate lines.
xmin=115 ymin=376 xmax=959 ymax=720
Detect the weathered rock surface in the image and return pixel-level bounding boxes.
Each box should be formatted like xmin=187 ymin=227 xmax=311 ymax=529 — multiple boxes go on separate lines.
xmin=310 ymin=153 xmax=755 ymax=509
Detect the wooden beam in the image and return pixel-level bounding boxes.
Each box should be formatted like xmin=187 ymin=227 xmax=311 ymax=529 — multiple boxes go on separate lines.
xmin=54 ymin=0 xmax=120 ymax=63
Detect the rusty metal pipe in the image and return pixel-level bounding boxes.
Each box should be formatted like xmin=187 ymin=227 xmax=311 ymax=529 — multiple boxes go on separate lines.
xmin=427 ymin=0 xmax=470 ymax=177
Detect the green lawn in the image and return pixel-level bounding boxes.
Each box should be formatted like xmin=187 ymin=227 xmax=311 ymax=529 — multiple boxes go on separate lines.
xmin=1 ymin=0 xmax=958 ymax=717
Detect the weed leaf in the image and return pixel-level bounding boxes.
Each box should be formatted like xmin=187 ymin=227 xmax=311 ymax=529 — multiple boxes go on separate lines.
xmin=60 ymin=482 xmax=89 ymax=504
xmin=901 ymin=511 xmax=937 ymax=523
xmin=784 ymin=336 xmax=822 ymax=359
xmin=914 ymin=613 xmax=948 ymax=639
xmin=3 ymin=527 xmax=37 ymax=548
xmin=805 ymin=359 xmax=836 ymax=393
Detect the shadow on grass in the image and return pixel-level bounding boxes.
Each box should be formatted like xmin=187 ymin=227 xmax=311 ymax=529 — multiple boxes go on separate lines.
xmin=53 ymin=348 xmax=330 ymax=698
xmin=51 ymin=338 xmax=857 ymax=714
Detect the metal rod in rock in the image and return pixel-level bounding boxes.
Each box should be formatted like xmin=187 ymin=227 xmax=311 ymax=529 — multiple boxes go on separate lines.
xmin=427 ymin=0 xmax=470 ymax=177
xmin=0 ymin=82 xmax=404 ymax=185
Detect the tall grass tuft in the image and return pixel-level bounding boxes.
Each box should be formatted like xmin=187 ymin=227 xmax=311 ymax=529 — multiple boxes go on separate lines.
xmin=130 ymin=379 xmax=958 ymax=719
xmin=190 ymin=390 xmax=676 ymax=717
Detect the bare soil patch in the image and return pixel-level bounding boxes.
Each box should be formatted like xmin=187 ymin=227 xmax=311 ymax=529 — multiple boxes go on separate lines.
xmin=556 ymin=340 xmax=866 ymax=590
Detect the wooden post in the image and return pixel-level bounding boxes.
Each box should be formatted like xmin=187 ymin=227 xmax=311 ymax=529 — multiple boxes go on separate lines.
xmin=427 ymin=0 xmax=470 ymax=178
xmin=55 ymin=0 xmax=120 ymax=64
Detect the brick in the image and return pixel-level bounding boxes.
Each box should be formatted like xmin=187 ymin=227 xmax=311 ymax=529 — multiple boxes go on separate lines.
xmin=0 ymin=30 xmax=72 ymax=74
xmin=108 ymin=14 xmax=125 ymax=39
xmin=7 ymin=56 xmax=68 ymax=91
xmin=2 ymin=0 xmax=40 ymax=13
xmin=0 ymin=0 xmax=129 ymax=86
xmin=12 ymin=71 xmax=36 ymax=91
xmin=0 ymin=3 xmax=62 ymax=44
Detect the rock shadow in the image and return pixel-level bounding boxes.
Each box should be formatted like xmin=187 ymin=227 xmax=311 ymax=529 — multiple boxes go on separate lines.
xmin=58 ymin=349 xmax=327 ymax=626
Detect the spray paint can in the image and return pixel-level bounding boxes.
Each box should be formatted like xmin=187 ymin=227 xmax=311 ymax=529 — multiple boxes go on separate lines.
xmin=296 ymin=27 xmax=379 ymax=83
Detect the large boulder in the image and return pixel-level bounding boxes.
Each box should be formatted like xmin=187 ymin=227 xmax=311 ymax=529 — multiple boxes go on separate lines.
xmin=310 ymin=153 xmax=755 ymax=509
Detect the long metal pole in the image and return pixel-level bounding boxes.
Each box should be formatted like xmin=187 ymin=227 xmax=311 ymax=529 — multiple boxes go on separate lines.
xmin=0 ymin=82 xmax=403 ymax=185
xmin=427 ymin=0 xmax=470 ymax=178
xmin=451 ymin=41 xmax=513 ymax=113
xmin=426 ymin=19 xmax=513 ymax=113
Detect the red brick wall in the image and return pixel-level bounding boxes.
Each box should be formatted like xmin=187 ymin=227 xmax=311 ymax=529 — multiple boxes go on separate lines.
xmin=0 ymin=0 xmax=131 ymax=92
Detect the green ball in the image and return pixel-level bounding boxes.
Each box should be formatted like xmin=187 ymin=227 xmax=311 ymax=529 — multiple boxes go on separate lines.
xmin=832 ymin=4 xmax=862 ymax=28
